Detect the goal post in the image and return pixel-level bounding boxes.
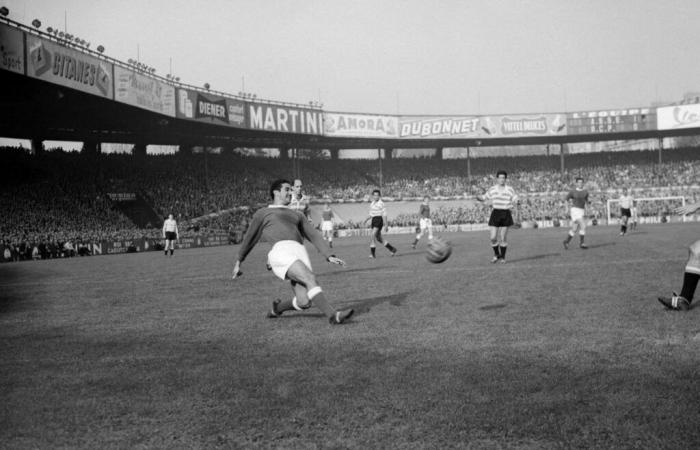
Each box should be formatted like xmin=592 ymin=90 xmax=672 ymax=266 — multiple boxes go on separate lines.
xmin=606 ymin=196 xmax=686 ymax=224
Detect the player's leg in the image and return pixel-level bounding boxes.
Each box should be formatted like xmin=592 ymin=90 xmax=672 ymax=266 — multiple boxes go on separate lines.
xmin=375 ymin=226 xmax=397 ymax=255
xmin=620 ymin=211 xmax=628 ymax=235
xmin=498 ymin=226 xmax=509 ymax=262
xmin=658 ymin=239 xmax=700 ymax=310
xmin=286 ymin=260 xmax=353 ymax=324
xmin=563 ymin=217 xmax=576 ymax=249
xmin=327 ymin=229 xmax=333 ymax=248
xmin=369 ymin=227 xmax=379 ymax=258
xmin=268 ymin=280 xmax=310 ymax=317
xmin=578 ymin=217 xmax=587 ymax=248
xmin=412 ymin=225 xmax=422 ymax=249
xmin=489 ymin=226 xmax=500 ymax=262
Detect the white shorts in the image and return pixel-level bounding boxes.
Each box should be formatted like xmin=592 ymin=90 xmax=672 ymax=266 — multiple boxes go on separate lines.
xmin=321 ymin=220 xmax=333 ymax=232
xmin=570 ymin=207 xmax=585 ymax=222
xmin=419 ymin=218 xmax=432 ymax=230
xmin=267 ymin=240 xmax=312 ymax=280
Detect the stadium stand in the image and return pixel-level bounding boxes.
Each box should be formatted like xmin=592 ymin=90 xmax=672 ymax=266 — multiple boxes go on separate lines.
xmin=1 ymin=146 xmax=699 ymax=261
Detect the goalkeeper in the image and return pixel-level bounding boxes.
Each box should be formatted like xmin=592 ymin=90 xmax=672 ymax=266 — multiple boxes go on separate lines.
xmin=232 ymin=178 xmax=354 ymax=325
xmin=657 ymin=200 xmax=700 ymax=311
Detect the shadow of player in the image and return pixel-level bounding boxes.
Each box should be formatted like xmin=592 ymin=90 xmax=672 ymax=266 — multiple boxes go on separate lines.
xmin=506 ymin=252 xmax=560 ymax=263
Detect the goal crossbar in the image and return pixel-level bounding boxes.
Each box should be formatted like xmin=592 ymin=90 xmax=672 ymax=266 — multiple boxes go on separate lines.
xmin=606 ymin=196 xmax=686 ymax=224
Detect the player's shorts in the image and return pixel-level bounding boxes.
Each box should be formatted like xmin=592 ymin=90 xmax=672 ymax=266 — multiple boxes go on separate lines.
xmin=321 ymin=220 xmax=333 ymax=232
xmin=267 ymin=240 xmax=312 ymax=281
xmin=165 ymin=231 xmax=177 ymax=240
xmin=570 ymin=207 xmax=585 ymax=222
xmin=620 ymin=208 xmax=631 ymax=218
xmin=419 ymin=218 xmax=432 ymax=230
xmin=488 ymin=209 xmax=513 ymax=227
xmin=371 ymin=216 xmax=384 ymax=229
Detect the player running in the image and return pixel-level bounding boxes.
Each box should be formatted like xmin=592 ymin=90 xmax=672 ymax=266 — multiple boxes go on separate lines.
xmin=363 ymin=189 xmax=397 ymax=258
xmin=563 ymin=177 xmax=590 ymax=249
xmin=320 ymin=202 xmax=334 ymax=248
xmin=232 ymin=179 xmax=353 ymax=325
xmin=618 ymin=187 xmax=634 ymax=236
xmin=476 ymin=170 xmax=518 ymax=263
xmin=162 ymin=214 xmax=179 ymax=257
xmin=411 ymin=196 xmax=434 ymax=249
xmin=657 ymin=200 xmax=700 ymax=311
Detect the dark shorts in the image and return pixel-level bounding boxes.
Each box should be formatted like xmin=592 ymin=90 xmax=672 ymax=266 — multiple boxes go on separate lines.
xmin=488 ymin=209 xmax=514 ymax=227
xmin=165 ymin=231 xmax=177 ymax=240
xmin=371 ymin=216 xmax=384 ymax=229
xmin=620 ymin=208 xmax=631 ymax=218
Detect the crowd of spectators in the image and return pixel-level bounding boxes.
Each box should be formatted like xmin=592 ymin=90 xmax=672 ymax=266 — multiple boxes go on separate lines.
xmin=1 ymin=145 xmax=699 ymax=262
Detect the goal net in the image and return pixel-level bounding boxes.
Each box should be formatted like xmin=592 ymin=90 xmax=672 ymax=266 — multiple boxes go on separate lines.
xmin=606 ymin=196 xmax=687 ymax=224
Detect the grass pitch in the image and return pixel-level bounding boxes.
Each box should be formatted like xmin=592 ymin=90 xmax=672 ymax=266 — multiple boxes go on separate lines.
xmin=2 ymin=223 xmax=700 ymax=449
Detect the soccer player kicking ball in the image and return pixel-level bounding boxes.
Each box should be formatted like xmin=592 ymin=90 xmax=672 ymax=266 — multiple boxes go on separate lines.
xmin=411 ymin=196 xmax=433 ymax=249
xmin=657 ymin=200 xmax=700 ymax=311
xmin=563 ymin=177 xmax=589 ymax=249
xmin=232 ymin=179 xmax=354 ymax=325
xmin=476 ymin=170 xmax=518 ymax=263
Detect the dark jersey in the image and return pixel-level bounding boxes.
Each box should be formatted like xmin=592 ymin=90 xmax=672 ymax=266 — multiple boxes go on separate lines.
xmin=322 ymin=209 xmax=333 ymax=221
xmin=419 ymin=204 xmax=430 ymax=218
xmin=237 ymin=205 xmax=330 ymax=262
xmin=566 ymin=189 xmax=589 ymax=209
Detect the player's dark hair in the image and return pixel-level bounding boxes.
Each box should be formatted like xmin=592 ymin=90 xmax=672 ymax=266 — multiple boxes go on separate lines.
xmin=496 ymin=170 xmax=507 ymax=178
xmin=576 ymin=177 xmax=584 ymax=182
xmin=270 ymin=178 xmax=291 ymax=199
xmin=372 ymin=189 xmax=381 ymax=196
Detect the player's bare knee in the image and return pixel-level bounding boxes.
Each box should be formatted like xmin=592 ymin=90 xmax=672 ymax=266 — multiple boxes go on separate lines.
xmin=687 ymin=240 xmax=700 ymax=272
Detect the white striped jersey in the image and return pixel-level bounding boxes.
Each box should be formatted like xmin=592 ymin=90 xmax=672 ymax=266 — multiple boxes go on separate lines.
xmin=163 ymin=218 xmax=178 ymax=233
xmin=483 ymin=185 xmax=518 ymax=210
xmin=369 ymin=199 xmax=386 ymax=217
xmin=619 ymin=194 xmax=634 ymax=209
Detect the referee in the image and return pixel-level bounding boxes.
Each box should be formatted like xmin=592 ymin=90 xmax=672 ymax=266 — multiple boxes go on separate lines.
xmin=476 ymin=170 xmax=519 ymax=263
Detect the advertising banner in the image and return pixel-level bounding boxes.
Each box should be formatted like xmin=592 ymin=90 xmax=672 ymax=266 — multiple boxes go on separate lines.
xmin=479 ymin=114 xmax=567 ymax=137
xmin=0 ymin=23 xmax=24 ymax=74
xmin=114 ymin=66 xmax=175 ymax=116
xmin=657 ymin=104 xmax=700 ymax=130
xmin=323 ymin=113 xmax=398 ymax=138
xmin=26 ymin=35 xmax=113 ymax=99
xmin=568 ymin=108 xmax=655 ymax=134
xmin=176 ymin=88 xmax=245 ymax=127
xmin=247 ymin=102 xmax=323 ymax=135
xmin=398 ymin=116 xmax=480 ymax=139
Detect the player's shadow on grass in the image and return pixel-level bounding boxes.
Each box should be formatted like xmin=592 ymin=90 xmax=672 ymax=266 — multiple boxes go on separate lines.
xmin=585 ymin=242 xmax=616 ymax=249
xmin=338 ymin=291 xmax=412 ymax=315
xmin=506 ymin=252 xmax=560 ymax=263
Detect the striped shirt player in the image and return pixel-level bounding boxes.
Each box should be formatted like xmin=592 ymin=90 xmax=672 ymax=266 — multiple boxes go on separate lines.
xmin=412 ymin=196 xmax=434 ymax=249
xmin=364 ymin=189 xmax=397 ymax=258
xmin=563 ymin=177 xmax=590 ymax=249
xmin=618 ymin=187 xmax=634 ymax=235
xmin=321 ymin=203 xmax=334 ymax=248
xmin=232 ymin=179 xmax=353 ymax=325
xmin=290 ymin=179 xmax=311 ymax=221
xmin=162 ymin=214 xmax=179 ymax=256
xmin=476 ymin=170 xmax=518 ymax=263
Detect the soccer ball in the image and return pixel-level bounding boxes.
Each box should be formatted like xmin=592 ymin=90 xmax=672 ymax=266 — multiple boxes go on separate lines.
xmin=426 ymin=237 xmax=452 ymax=263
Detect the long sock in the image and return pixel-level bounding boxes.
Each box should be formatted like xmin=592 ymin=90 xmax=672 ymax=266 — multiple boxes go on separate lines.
xmin=680 ymin=272 xmax=700 ymax=303
xmin=385 ymin=242 xmax=396 ymax=253
xmin=564 ymin=234 xmax=573 ymax=243
xmin=329 ymin=239 xmax=332 ymax=248
xmin=579 ymin=235 xmax=585 ymax=245
xmin=412 ymin=237 xmax=419 ymax=246
xmin=170 ymin=249 xmax=174 ymax=256
xmin=308 ymin=286 xmax=334 ymax=317
xmin=370 ymin=246 xmax=376 ymax=257
xmin=621 ymin=225 xmax=627 ymax=233
xmin=164 ymin=250 xmax=168 ymax=255
xmin=499 ymin=245 xmax=508 ymax=258
xmin=492 ymin=244 xmax=500 ymax=257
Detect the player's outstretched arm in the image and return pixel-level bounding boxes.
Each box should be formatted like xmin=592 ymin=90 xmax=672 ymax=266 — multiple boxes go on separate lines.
xmin=232 ymin=260 xmax=242 ymax=279
xmin=675 ymin=200 xmax=700 ymax=216
xmin=327 ymin=255 xmax=346 ymax=266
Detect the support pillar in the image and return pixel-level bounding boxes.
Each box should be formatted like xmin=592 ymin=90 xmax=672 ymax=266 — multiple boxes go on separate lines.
xmin=132 ymin=142 xmax=147 ymax=157
xmin=658 ymin=137 xmax=663 ymax=164
xmin=560 ymin=143 xmax=566 ymax=173
xmin=30 ymin=138 xmax=44 ymax=156
xmin=383 ymin=148 xmax=393 ymax=159
xmin=437 ymin=147 xmax=445 ymax=159
xmin=329 ymin=148 xmax=340 ymax=160
xmin=279 ymin=147 xmax=289 ymax=159
xmin=466 ymin=147 xmax=471 ymax=182
xmin=81 ymin=140 xmax=101 ymax=155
